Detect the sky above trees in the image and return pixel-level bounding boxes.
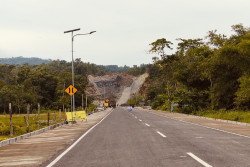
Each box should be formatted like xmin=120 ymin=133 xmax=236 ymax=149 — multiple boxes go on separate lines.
xmin=0 ymin=0 xmax=250 ymax=66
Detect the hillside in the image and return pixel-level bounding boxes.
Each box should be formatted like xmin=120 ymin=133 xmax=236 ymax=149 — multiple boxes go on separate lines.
xmin=0 ymin=56 xmax=52 ymax=65
xmin=86 ymin=73 xmax=148 ymax=105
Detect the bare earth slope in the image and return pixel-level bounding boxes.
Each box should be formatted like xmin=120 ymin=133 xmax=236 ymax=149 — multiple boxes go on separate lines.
xmin=117 ymin=73 xmax=148 ymax=105
xmin=87 ymin=73 xmax=148 ymax=105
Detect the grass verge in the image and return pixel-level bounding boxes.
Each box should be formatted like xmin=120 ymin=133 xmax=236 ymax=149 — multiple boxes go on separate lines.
xmin=0 ymin=112 xmax=65 ymax=141
xmin=191 ymin=109 xmax=250 ymax=123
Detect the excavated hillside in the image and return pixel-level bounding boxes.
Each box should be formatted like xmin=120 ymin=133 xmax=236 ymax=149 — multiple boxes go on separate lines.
xmin=86 ymin=73 xmax=148 ymax=105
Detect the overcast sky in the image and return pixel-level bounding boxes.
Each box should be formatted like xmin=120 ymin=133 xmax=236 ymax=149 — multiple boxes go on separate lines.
xmin=0 ymin=0 xmax=249 ymax=66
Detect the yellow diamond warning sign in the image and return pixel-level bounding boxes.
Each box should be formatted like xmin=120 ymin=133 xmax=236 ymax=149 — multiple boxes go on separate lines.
xmin=65 ymin=85 xmax=77 ymax=96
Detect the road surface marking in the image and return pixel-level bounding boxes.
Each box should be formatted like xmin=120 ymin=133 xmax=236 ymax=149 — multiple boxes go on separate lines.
xmin=46 ymin=109 xmax=114 ymax=167
xmin=139 ymin=119 xmax=142 ymax=122
xmin=177 ymin=119 xmax=250 ymax=139
xmin=156 ymin=131 xmax=166 ymax=138
xmin=145 ymin=123 xmax=150 ymax=127
xmin=187 ymin=152 xmax=212 ymax=167
xmin=135 ymin=116 xmax=137 ymax=119
xmin=144 ymin=110 xmax=250 ymax=139
xmin=195 ymin=137 xmax=203 ymax=139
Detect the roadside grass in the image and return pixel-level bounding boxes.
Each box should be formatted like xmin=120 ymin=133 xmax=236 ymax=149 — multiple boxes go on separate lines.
xmin=0 ymin=112 xmax=66 ymax=141
xmin=191 ymin=109 xmax=250 ymax=123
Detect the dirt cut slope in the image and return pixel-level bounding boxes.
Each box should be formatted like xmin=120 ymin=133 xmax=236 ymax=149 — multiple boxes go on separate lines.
xmin=87 ymin=73 xmax=148 ymax=105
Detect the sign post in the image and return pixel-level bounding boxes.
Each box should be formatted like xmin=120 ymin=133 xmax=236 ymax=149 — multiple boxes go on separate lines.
xmin=65 ymin=85 xmax=77 ymax=122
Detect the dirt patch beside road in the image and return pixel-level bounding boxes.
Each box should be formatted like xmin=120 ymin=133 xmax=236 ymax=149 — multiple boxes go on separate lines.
xmin=0 ymin=109 xmax=112 ymax=167
xmin=140 ymin=108 xmax=250 ymax=137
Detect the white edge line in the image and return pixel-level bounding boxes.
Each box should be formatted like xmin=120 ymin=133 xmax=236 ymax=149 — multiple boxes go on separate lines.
xmin=187 ymin=152 xmax=212 ymax=167
xmin=143 ymin=110 xmax=250 ymax=139
xmin=156 ymin=131 xmax=166 ymax=138
xmin=145 ymin=123 xmax=150 ymax=127
xmin=46 ymin=109 xmax=114 ymax=167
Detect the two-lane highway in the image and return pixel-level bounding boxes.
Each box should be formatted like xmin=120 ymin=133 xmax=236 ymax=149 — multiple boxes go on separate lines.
xmin=45 ymin=107 xmax=250 ymax=167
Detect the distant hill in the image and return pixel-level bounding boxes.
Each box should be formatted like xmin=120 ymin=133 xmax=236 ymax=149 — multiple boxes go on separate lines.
xmin=0 ymin=56 xmax=52 ymax=65
xmin=0 ymin=57 xmax=143 ymax=74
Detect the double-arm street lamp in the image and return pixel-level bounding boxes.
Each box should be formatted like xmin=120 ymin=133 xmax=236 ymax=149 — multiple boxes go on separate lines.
xmin=64 ymin=28 xmax=96 ymax=112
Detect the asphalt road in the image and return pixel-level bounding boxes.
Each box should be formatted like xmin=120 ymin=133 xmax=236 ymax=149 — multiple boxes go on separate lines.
xmin=45 ymin=107 xmax=250 ymax=167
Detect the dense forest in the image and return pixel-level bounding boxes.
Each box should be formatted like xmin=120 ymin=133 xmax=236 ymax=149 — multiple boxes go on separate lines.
xmin=142 ymin=24 xmax=250 ymax=112
xmin=0 ymin=58 xmax=136 ymax=114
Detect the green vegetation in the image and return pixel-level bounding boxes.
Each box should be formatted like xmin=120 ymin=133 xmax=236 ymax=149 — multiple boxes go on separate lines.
xmin=0 ymin=58 xmax=135 ymax=114
xmin=128 ymin=94 xmax=144 ymax=106
xmin=0 ymin=57 xmax=132 ymax=140
xmin=100 ymin=65 xmax=130 ymax=73
xmin=126 ymin=64 xmax=148 ymax=76
xmin=137 ymin=24 xmax=250 ymax=119
xmin=192 ymin=110 xmax=250 ymax=123
xmin=0 ymin=112 xmax=65 ymax=141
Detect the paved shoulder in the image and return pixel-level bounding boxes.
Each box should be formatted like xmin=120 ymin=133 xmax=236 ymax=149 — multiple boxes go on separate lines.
xmin=0 ymin=109 xmax=111 ymax=167
xmin=140 ymin=108 xmax=250 ymax=137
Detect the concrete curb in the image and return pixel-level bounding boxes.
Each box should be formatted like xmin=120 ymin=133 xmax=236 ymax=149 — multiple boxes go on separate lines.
xmin=0 ymin=122 xmax=64 ymax=148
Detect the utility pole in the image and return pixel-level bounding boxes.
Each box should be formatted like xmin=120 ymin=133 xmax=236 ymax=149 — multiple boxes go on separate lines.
xmin=27 ymin=104 xmax=30 ymax=133
xmin=9 ymin=103 xmax=13 ymax=138
xmin=82 ymin=94 xmax=84 ymax=110
xmin=63 ymin=82 xmax=65 ymax=112
xmin=38 ymin=103 xmax=40 ymax=129
xmin=104 ymin=86 xmax=106 ymax=101
xmin=136 ymin=88 xmax=139 ymax=106
xmin=64 ymin=28 xmax=80 ymax=113
xmin=85 ymin=94 xmax=87 ymax=113
xmin=64 ymin=29 xmax=96 ymax=113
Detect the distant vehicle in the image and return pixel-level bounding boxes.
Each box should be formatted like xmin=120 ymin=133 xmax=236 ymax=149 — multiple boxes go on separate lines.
xmin=108 ymin=100 xmax=116 ymax=108
xmin=97 ymin=107 xmax=105 ymax=111
xmin=127 ymin=106 xmax=132 ymax=111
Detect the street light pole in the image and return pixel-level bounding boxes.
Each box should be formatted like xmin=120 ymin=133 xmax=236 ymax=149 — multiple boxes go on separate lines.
xmin=64 ymin=28 xmax=80 ymax=113
xmin=64 ymin=28 xmax=96 ymax=113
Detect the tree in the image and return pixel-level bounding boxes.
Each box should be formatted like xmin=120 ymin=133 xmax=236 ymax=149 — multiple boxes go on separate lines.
xmin=206 ymin=30 xmax=227 ymax=48
xmin=234 ymin=75 xmax=250 ymax=108
xmin=146 ymin=24 xmax=250 ymax=111
xmin=149 ymin=38 xmax=173 ymax=59
xmin=176 ymin=38 xmax=204 ymax=56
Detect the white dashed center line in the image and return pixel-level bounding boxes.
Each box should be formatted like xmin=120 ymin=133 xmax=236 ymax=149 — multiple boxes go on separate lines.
xmin=187 ymin=152 xmax=212 ymax=167
xmin=156 ymin=131 xmax=166 ymax=138
xmin=145 ymin=123 xmax=150 ymax=127
xmin=139 ymin=119 xmax=142 ymax=122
